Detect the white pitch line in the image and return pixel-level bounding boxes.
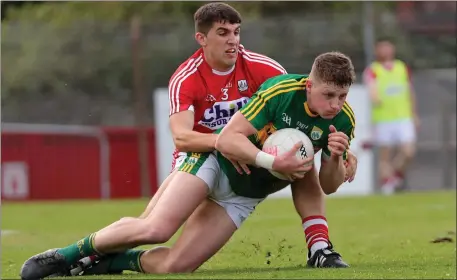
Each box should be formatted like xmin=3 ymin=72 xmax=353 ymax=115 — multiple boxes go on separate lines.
xmin=2 ymin=229 xmax=18 ymax=236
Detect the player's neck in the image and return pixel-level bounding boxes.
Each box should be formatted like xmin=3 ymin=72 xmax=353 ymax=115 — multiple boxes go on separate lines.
xmin=203 ymin=52 xmax=234 ymax=74
xmin=377 ymin=58 xmax=394 ymax=65
xmin=305 ymin=100 xmax=319 ymax=116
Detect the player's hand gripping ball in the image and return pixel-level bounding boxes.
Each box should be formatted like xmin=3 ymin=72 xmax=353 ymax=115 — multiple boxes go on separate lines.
xmin=262 ymin=128 xmax=314 ymax=181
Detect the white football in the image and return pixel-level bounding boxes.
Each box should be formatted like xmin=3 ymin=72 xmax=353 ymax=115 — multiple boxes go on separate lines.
xmin=262 ymin=128 xmax=314 ymax=180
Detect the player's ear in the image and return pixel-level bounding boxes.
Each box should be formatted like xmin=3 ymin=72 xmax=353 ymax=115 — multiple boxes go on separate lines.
xmin=305 ymin=79 xmax=312 ymax=91
xmin=195 ymin=32 xmax=207 ymax=47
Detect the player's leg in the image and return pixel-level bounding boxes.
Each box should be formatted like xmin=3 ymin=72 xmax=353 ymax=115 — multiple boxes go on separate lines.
xmin=141 ymin=198 xmax=238 ymax=273
xmin=78 ymin=199 xmax=238 ymax=275
xmin=140 ymin=153 xmax=187 ymax=219
xmin=68 ymin=155 xmax=187 ymax=275
xmin=391 ymin=119 xmax=416 ymax=189
xmin=20 ymin=153 xmax=214 ymax=280
xmin=291 ymin=167 xmax=349 ymax=268
xmin=139 ymin=169 xmax=178 ymax=219
xmin=80 ymin=161 xmax=261 ymax=275
xmin=374 ymin=122 xmax=397 ymax=194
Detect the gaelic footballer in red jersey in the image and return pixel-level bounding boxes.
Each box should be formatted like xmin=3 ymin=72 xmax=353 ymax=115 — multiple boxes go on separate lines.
xmin=168 ymin=45 xmax=286 ymax=169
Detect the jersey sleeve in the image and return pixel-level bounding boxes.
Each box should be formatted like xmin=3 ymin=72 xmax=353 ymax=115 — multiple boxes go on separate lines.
xmin=239 ymin=77 xmax=293 ymax=130
xmin=363 ymin=66 xmax=376 ymax=85
xmin=321 ymin=103 xmax=356 ymax=161
xmin=168 ymin=74 xmax=197 ymax=116
xmin=258 ymin=58 xmax=288 ymax=80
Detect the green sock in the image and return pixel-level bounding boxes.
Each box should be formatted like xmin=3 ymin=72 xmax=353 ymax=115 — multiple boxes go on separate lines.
xmin=57 ymin=233 xmax=99 ymax=265
xmin=108 ymin=249 xmax=145 ymax=273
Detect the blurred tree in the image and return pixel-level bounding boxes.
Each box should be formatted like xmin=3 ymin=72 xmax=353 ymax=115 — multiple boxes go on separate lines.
xmin=2 ymin=1 xmax=262 ymax=24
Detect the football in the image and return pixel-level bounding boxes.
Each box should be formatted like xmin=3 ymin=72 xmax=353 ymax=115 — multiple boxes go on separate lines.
xmin=262 ymin=128 xmax=315 ymax=180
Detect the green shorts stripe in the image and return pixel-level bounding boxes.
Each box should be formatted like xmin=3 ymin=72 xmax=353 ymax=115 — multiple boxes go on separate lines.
xmin=178 ymin=152 xmax=210 ymax=175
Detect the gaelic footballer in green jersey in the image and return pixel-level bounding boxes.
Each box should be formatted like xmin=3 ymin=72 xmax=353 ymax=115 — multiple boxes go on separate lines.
xmin=214 ymin=52 xmax=356 ymax=268
xmin=213 ymin=73 xmax=355 ymax=199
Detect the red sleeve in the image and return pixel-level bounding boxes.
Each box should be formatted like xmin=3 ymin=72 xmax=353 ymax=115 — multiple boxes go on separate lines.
xmin=241 ymin=48 xmax=287 ymax=81
xmin=259 ymin=61 xmax=287 ymax=80
xmin=363 ymin=66 xmax=376 ymax=84
xmin=168 ymin=74 xmax=197 ymax=116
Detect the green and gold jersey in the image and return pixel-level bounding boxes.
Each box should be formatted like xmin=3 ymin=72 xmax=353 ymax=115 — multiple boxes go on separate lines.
xmin=217 ymin=73 xmax=356 ymax=198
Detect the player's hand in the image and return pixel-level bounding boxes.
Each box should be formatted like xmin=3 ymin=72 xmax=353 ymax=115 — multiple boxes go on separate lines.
xmin=328 ymin=125 xmax=349 ymax=158
xmin=344 ymin=150 xmax=358 ymax=183
xmin=222 ymin=153 xmax=251 ymax=175
xmin=272 ymin=142 xmax=314 ymax=178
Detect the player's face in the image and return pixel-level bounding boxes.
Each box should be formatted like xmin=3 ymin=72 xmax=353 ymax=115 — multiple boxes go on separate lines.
xmin=196 ymin=22 xmax=240 ymax=70
xmin=306 ymin=80 xmax=349 ymax=119
xmin=376 ymin=41 xmax=395 ymax=61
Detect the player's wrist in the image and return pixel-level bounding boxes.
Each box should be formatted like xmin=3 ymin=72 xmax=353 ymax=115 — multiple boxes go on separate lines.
xmin=255 ymin=151 xmax=275 ymax=170
xmin=210 ymin=134 xmax=218 ymax=150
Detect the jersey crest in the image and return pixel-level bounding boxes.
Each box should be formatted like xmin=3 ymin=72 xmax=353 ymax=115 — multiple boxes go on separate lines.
xmin=237 ymin=79 xmax=248 ymax=92
xmin=310 ymin=126 xmax=323 ymax=140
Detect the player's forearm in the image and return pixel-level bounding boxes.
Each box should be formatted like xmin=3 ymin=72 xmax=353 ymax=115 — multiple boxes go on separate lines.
xmin=319 ymin=156 xmax=346 ymax=194
xmin=215 ymin=132 xmax=260 ymax=164
xmin=368 ymin=83 xmax=380 ymax=104
xmin=173 ymin=131 xmax=217 ymax=152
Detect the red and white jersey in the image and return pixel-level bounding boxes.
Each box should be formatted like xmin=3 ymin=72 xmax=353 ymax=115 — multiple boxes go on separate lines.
xmin=168 ymin=45 xmax=287 ymax=168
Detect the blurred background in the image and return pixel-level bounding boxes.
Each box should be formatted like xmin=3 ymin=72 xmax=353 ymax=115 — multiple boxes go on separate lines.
xmin=1 ymin=1 xmax=456 ymax=201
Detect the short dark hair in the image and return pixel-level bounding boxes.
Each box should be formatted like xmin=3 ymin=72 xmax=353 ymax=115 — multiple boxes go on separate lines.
xmin=194 ymin=2 xmax=242 ymax=34
xmin=376 ymin=37 xmax=394 ymax=45
xmin=312 ymin=52 xmax=356 ymax=87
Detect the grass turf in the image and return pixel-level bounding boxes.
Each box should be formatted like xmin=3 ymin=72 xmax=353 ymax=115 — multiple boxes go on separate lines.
xmin=2 ymin=190 xmax=456 ymax=279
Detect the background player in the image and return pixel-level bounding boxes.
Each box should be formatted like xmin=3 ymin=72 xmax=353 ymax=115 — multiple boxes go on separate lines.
xmin=20 ymin=52 xmax=355 ymax=279
xmin=364 ymin=38 xmax=419 ymax=194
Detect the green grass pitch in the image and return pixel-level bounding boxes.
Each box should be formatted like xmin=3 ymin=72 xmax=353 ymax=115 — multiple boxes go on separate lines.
xmin=2 ymin=190 xmax=456 ymax=279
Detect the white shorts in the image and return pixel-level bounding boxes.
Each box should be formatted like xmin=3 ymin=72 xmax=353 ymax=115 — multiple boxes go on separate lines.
xmin=178 ymin=152 xmax=263 ymax=228
xmin=373 ymin=119 xmax=416 ymax=146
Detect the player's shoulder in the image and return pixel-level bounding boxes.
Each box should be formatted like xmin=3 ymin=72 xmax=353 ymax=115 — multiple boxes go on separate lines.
xmin=255 ymin=74 xmax=308 ymax=104
xmin=169 ymin=49 xmax=204 ymax=88
xmin=335 ymin=101 xmax=356 ymax=129
xmin=238 ymin=45 xmax=287 ymax=75
xmin=262 ymin=73 xmax=308 ymax=88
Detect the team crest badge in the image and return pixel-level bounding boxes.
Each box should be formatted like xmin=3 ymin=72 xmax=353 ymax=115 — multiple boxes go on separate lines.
xmin=237 ymin=80 xmax=248 ymax=92
xmin=310 ymin=126 xmax=323 ymax=140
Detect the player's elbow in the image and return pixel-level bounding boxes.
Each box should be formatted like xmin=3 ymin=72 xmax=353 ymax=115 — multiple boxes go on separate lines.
xmin=214 ymin=134 xmax=227 ymax=154
xmin=172 ymin=132 xmax=190 ymax=152
xmin=214 ymin=130 xmax=231 ymax=154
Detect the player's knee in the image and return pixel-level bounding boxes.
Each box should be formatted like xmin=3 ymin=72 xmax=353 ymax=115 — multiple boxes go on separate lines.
xmin=401 ymin=145 xmax=416 ymax=160
xmin=139 ymin=222 xmax=174 ymax=244
xmin=322 ymin=185 xmax=338 ymax=195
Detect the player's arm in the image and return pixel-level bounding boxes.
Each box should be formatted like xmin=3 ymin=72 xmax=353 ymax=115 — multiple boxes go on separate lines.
xmin=216 ymin=78 xmax=282 ymax=166
xmin=319 ymin=122 xmax=354 ymax=194
xmin=216 ymin=78 xmax=311 ymax=174
xmin=364 ymin=67 xmax=380 ymax=106
xmin=215 ymin=83 xmax=275 ymax=165
xmin=215 ymin=111 xmax=260 ymax=164
xmin=169 ymin=111 xmax=217 ymax=152
xmin=168 ymin=79 xmax=216 ymax=152
xmin=406 ymin=66 xmax=419 ymax=124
